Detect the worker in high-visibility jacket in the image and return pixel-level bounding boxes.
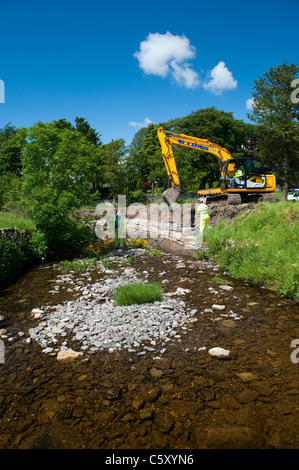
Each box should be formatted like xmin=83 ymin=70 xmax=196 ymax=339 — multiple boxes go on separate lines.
xmin=197 ymin=197 xmax=210 ymax=231
xmin=115 ymin=209 xmax=126 ymax=246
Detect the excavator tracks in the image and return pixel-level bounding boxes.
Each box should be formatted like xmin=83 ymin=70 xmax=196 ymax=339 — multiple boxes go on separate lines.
xmin=258 ymin=193 xmax=277 ymax=203
xmin=227 ymin=194 xmax=243 ymax=205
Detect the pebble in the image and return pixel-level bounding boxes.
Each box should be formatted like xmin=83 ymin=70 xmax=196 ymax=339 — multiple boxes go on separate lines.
xmin=208 ymin=347 xmax=230 ymax=358
xmin=212 ymin=304 xmax=226 ymax=311
xmin=26 ymin=254 xmax=195 ymax=357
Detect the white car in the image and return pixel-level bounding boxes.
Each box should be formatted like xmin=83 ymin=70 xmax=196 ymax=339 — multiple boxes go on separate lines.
xmin=287 ymin=190 xmax=299 ymax=201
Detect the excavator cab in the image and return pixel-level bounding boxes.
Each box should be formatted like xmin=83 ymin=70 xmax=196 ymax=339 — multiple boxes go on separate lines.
xmin=222 ymin=158 xmax=275 ymax=192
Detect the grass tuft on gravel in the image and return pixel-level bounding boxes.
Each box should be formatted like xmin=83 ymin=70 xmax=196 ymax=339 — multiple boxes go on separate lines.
xmin=113 ymin=282 xmax=163 ymax=306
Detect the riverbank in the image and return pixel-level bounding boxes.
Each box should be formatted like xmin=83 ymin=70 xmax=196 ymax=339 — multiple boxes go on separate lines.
xmin=0 ymin=245 xmax=299 ymax=449
xmin=202 ymin=201 xmax=299 ymax=302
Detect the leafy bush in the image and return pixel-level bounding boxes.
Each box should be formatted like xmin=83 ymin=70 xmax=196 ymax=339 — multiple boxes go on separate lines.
xmin=194 ymin=248 xmax=206 ymax=260
xmin=54 ymin=258 xmax=97 ymax=274
xmin=113 ymin=282 xmax=163 ymax=306
xmin=126 ymin=190 xmax=147 ymax=205
xmin=148 ymin=249 xmax=164 ymax=257
xmin=101 ymin=257 xmax=113 ymax=269
xmin=0 ymin=229 xmax=47 ymax=283
xmin=29 ymin=231 xmax=48 ymax=258
xmin=0 ymin=238 xmax=24 ymax=282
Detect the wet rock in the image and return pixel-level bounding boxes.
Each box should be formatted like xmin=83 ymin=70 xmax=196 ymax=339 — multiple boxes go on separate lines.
xmin=236 ymin=389 xmax=260 ymax=404
xmin=208 ymin=347 xmax=230 ymax=358
xmin=203 ymin=369 xmax=227 ymax=382
xmin=150 ymin=368 xmax=163 ymax=379
xmin=248 ymin=381 xmax=273 ymax=396
xmin=105 ymin=386 xmax=122 ymax=400
xmin=95 ymin=409 xmax=117 ymax=424
xmin=121 ymin=412 xmax=135 ymax=422
xmin=267 ymin=431 xmax=285 ymax=448
xmin=57 ymin=349 xmax=83 ymax=361
xmin=251 ymin=364 xmax=275 ymax=377
xmin=142 ymin=386 xmax=162 ymax=403
xmin=236 ymin=372 xmax=259 ymax=383
xmin=19 ymin=423 xmax=86 ymax=449
xmin=138 ymin=407 xmax=153 ymax=420
xmin=154 ymin=409 xmax=175 ymax=433
xmin=212 ymin=304 xmax=226 ymax=311
xmin=236 ymin=405 xmax=267 ymax=432
xmin=191 ymin=425 xmax=265 ymax=449
xmin=151 ymin=430 xmax=168 ymax=448
xmin=214 ymin=327 xmax=231 ymax=337
xmin=221 ymin=320 xmax=237 ymax=328
xmin=200 ymin=388 xmax=216 ymax=401
xmin=132 ymin=398 xmax=144 ymax=411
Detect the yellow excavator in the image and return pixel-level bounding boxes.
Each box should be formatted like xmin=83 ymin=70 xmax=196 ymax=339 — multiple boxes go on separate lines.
xmin=157 ymin=127 xmax=277 ymax=207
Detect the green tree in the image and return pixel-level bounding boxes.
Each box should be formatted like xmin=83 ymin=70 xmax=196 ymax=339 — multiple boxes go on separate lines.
xmin=75 ymin=117 xmax=102 ymax=146
xmin=128 ymin=108 xmax=255 ymax=193
xmin=248 ymin=61 xmax=299 ymax=199
xmin=102 ymin=138 xmax=127 ymax=203
xmin=126 ymin=126 xmax=151 ymax=188
xmin=22 ymin=122 xmax=97 ymax=255
xmin=0 ymin=123 xmax=23 ymax=176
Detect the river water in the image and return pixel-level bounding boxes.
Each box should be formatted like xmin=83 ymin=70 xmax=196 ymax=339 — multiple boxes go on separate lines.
xmin=0 ymin=243 xmax=299 ymax=449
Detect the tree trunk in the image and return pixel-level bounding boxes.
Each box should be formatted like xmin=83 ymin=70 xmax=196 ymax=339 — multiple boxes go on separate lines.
xmin=281 ymin=147 xmax=290 ymax=201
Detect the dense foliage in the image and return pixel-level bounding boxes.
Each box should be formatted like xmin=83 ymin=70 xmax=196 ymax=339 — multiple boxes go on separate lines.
xmin=248 ymin=61 xmax=299 ymax=198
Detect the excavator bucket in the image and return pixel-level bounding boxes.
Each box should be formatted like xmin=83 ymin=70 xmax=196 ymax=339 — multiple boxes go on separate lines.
xmin=162 ymin=187 xmax=181 ymax=210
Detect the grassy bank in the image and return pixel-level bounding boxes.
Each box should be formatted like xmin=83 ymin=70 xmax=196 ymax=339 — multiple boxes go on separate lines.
xmin=203 ymin=201 xmax=299 ymax=302
xmin=0 ymin=211 xmax=35 ymax=231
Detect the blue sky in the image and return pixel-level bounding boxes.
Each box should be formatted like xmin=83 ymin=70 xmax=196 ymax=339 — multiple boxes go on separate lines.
xmin=0 ymin=0 xmax=298 ymax=145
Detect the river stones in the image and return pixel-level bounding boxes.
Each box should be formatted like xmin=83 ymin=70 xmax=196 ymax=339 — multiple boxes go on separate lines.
xmin=208 ymin=347 xmax=231 ymax=358
xmin=19 ymin=423 xmax=86 ymax=449
xmin=57 ymin=349 xmax=83 ymax=361
xmin=191 ymin=425 xmax=265 ymax=449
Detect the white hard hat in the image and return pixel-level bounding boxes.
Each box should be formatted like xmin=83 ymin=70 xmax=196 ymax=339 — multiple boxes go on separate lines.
xmin=198 ymin=198 xmax=203 ymax=203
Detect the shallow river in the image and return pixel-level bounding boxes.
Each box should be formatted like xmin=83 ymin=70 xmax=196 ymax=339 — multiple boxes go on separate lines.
xmin=0 ymin=242 xmax=299 ymax=449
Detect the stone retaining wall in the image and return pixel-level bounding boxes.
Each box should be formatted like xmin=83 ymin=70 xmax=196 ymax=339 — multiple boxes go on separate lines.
xmin=126 ymin=216 xmax=198 ymax=250
xmin=131 ymin=203 xmax=199 ymax=250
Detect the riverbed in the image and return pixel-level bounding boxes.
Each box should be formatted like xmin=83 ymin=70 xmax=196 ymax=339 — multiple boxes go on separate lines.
xmin=0 ymin=243 xmax=299 ymax=449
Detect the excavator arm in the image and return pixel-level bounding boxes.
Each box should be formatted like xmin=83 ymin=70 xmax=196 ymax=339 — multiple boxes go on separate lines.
xmin=157 ymin=127 xmax=234 ymax=207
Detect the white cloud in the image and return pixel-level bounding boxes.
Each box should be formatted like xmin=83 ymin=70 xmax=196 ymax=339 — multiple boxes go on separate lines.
xmin=129 ymin=117 xmax=153 ymax=129
xmin=133 ymin=32 xmax=200 ymax=89
xmin=170 ymin=61 xmax=200 ymax=89
xmin=203 ymin=61 xmax=237 ymax=95
xmin=246 ymin=98 xmax=255 ymax=110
